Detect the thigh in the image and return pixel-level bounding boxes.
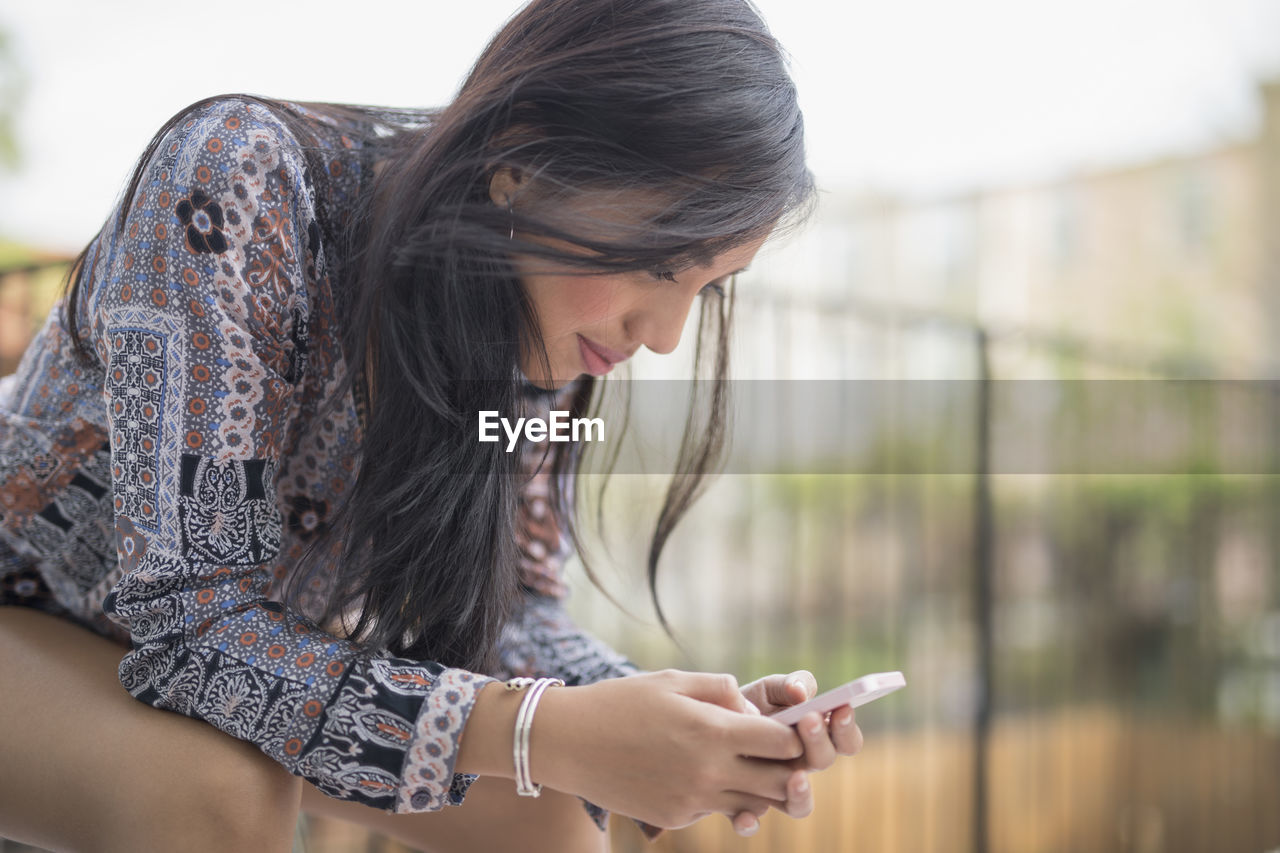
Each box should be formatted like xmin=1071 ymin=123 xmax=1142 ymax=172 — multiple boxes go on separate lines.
xmin=300 ymin=761 xmax=610 ymax=853
xmin=0 ymin=605 xmax=300 ymax=853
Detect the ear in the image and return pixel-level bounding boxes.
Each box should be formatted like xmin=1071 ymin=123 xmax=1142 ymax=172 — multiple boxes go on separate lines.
xmin=488 ymin=167 xmax=525 ymax=208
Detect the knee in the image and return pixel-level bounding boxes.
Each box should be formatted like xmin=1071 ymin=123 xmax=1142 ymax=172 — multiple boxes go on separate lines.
xmin=522 ymin=792 xmax=611 ymax=853
xmin=188 ymin=743 xmax=302 ymax=849
xmin=102 ymin=734 xmax=301 ymax=853
xmin=558 ymin=821 xmax=611 ymax=853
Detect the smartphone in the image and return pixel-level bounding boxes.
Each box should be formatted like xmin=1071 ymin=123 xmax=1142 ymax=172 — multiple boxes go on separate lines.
xmin=767 ymin=671 xmax=906 ymax=726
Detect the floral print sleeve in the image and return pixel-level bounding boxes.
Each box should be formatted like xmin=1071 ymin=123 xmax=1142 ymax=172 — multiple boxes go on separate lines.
xmin=89 ymin=98 xmax=494 ymax=814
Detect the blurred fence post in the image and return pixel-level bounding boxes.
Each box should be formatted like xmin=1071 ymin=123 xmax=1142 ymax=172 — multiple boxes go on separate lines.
xmin=972 ymin=326 xmax=994 ymax=853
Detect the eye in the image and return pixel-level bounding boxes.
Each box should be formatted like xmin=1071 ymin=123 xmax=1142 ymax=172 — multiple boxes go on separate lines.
xmin=649 ymin=269 xmax=728 ymax=296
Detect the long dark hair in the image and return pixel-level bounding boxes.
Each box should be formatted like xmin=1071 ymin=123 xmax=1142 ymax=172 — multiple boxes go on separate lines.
xmin=63 ymin=0 xmax=813 ymax=673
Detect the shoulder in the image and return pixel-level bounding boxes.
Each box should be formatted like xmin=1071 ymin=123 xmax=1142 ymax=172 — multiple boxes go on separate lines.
xmin=134 ymin=96 xmax=373 ymax=266
xmin=88 ymin=98 xmax=330 ymax=352
xmin=140 ymin=96 xmax=315 ymax=202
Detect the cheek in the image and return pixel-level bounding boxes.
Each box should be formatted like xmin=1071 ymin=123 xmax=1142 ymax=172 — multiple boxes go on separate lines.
xmin=532 ymin=276 xmax=632 ymax=336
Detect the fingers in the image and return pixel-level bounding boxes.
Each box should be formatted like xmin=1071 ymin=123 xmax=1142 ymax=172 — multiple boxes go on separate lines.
xmin=674 ymin=670 xmax=754 ymax=714
xmin=716 ymin=789 xmax=785 ymax=830
xmin=786 ymin=768 xmax=814 ymax=818
xmin=722 ymin=768 xmax=814 ymax=835
xmin=730 ymin=705 xmax=857 ymax=780
xmin=742 ymin=768 xmax=808 ymax=814
xmin=830 ymin=705 xmax=865 ymax=756
xmin=789 ymin=706 xmax=865 ymax=770
xmin=727 ymin=708 xmax=840 ymax=774
xmin=794 ymin=711 xmax=838 ymax=771
xmin=745 ymin=768 xmax=812 ymax=819
xmin=730 ymin=809 xmax=764 ymax=837
xmin=731 ymin=755 xmax=799 ymax=801
xmin=724 ymin=713 xmax=805 ymax=761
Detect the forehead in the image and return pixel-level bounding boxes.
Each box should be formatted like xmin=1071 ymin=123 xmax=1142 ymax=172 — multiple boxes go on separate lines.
xmin=544 ymin=185 xmax=772 ymax=248
xmin=525 ymin=189 xmax=772 ymax=273
xmin=695 ymin=233 xmax=769 ymax=278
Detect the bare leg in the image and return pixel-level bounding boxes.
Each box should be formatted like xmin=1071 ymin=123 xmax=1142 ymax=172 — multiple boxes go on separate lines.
xmin=0 ymin=606 xmax=611 ymax=853
xmin=299 ymin=774 xmax=610 ymax=853
xmin=0 ymin=606 xmax=301 ymax=853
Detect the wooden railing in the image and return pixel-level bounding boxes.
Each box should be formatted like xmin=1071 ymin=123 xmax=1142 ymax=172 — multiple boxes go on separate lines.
xmin=0 ymin=259 xmax=71 ymax=374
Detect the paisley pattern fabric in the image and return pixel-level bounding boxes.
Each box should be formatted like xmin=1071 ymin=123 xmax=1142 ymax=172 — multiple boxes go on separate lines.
xmin=0 ymin=97 xmax=647 ymax=831
xmin=178 ymin=454 xmax=280 ymax=565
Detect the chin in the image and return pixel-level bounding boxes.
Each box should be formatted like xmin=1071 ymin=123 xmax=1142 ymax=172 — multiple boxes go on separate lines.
xmin=521 ymin=367 xmax=580 ymax=391
xmin=520 ymin=345 xmax=587 ymax=390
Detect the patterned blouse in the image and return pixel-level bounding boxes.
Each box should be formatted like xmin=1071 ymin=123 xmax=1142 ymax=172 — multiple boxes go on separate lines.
xmin=0 ymin=96 xmax=662 ymax=840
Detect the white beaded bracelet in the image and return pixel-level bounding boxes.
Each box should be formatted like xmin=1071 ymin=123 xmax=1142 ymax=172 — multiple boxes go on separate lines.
xmin=504 ymin=676 xmax=565 ymax=797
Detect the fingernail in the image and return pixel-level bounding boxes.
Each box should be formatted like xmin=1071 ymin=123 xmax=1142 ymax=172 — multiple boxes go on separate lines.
xmin=807 ymin=720 xmax=822 ymax=736
xmin=839 ymin=712 xmax=853 ymax=727
xmin=796 ymin=775 xmax=809 ymax=794
xmin=742 ymin=817 xmax=759 ymax=835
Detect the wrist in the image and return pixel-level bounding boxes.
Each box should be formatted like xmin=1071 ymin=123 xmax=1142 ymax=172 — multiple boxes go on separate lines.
xmin=455 ymin=681 xmax=526 ymax=778
xmin=526 ymin=678 xmax=585 ymax=794
xmin=512 ymin=677 xmax=565 ymax=796
xmin=454 ymin=678 xmax=582 ymax=791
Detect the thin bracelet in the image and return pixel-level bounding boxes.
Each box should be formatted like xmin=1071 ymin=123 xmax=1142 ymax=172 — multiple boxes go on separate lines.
xmin=504 ymin=676 xmax=565 ymax=796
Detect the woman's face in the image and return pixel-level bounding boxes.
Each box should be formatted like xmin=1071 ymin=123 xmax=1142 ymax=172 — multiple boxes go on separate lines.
xmin=515 ymin=235 xmax=765 ymax=389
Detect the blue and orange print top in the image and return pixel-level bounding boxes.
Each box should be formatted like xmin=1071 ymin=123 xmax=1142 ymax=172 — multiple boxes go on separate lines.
xmin=0 ymin=96 xmax=655 ymax=835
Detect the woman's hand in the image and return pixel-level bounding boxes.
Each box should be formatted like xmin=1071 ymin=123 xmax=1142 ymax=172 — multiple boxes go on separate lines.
xmin=529 ymin=669 xmax=806 ymax=831
xmin=740 ymin=670 xmax=866 ymax=761
xmin=727 ymin=670 xmax=866 ymax=835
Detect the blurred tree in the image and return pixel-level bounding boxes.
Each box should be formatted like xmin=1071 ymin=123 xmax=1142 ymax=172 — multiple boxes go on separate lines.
xmin=0 ymin=23 xmax=25 ymax=171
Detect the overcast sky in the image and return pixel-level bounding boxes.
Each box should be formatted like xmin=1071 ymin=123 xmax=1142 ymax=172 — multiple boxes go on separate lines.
xmin=1 ymin=0 xmax=1279 ymax=251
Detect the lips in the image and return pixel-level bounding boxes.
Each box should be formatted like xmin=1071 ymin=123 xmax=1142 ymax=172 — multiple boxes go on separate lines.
xmin=577 ymin=335 xmax=627 ymax=376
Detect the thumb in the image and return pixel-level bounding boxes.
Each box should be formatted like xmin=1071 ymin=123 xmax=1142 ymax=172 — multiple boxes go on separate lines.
xmin=767 ymin=670 xmax=817 ymax=707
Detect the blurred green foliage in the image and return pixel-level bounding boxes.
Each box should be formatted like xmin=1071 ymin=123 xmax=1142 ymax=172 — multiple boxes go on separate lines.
xmin=0 ymin=24 xmax=24 ymax=171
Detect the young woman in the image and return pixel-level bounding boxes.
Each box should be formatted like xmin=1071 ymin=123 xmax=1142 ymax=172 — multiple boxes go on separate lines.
xmin=0 ymin=0 xmax=865 ymax=850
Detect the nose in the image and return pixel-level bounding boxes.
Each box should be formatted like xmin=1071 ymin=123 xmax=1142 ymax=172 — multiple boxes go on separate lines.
xmin=626 ymin=289 xmax=701 ymax=356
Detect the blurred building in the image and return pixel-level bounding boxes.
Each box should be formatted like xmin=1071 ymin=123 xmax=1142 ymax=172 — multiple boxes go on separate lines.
xmin=750 ymin=78 xmax=1280 ymax=380
xmin=587 ymin=79 xmax=1280 ymax=741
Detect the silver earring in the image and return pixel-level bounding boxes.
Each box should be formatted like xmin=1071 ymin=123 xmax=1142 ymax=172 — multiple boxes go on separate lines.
xmin=508 ymin=202 xmax=514 ymax=240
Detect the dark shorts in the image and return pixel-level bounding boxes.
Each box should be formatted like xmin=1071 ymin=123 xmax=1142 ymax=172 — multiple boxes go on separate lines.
xmin=0 ymin=538 xmax=130 ymax=646
xmin=0 ymin=537 xmax=66 ymax=615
